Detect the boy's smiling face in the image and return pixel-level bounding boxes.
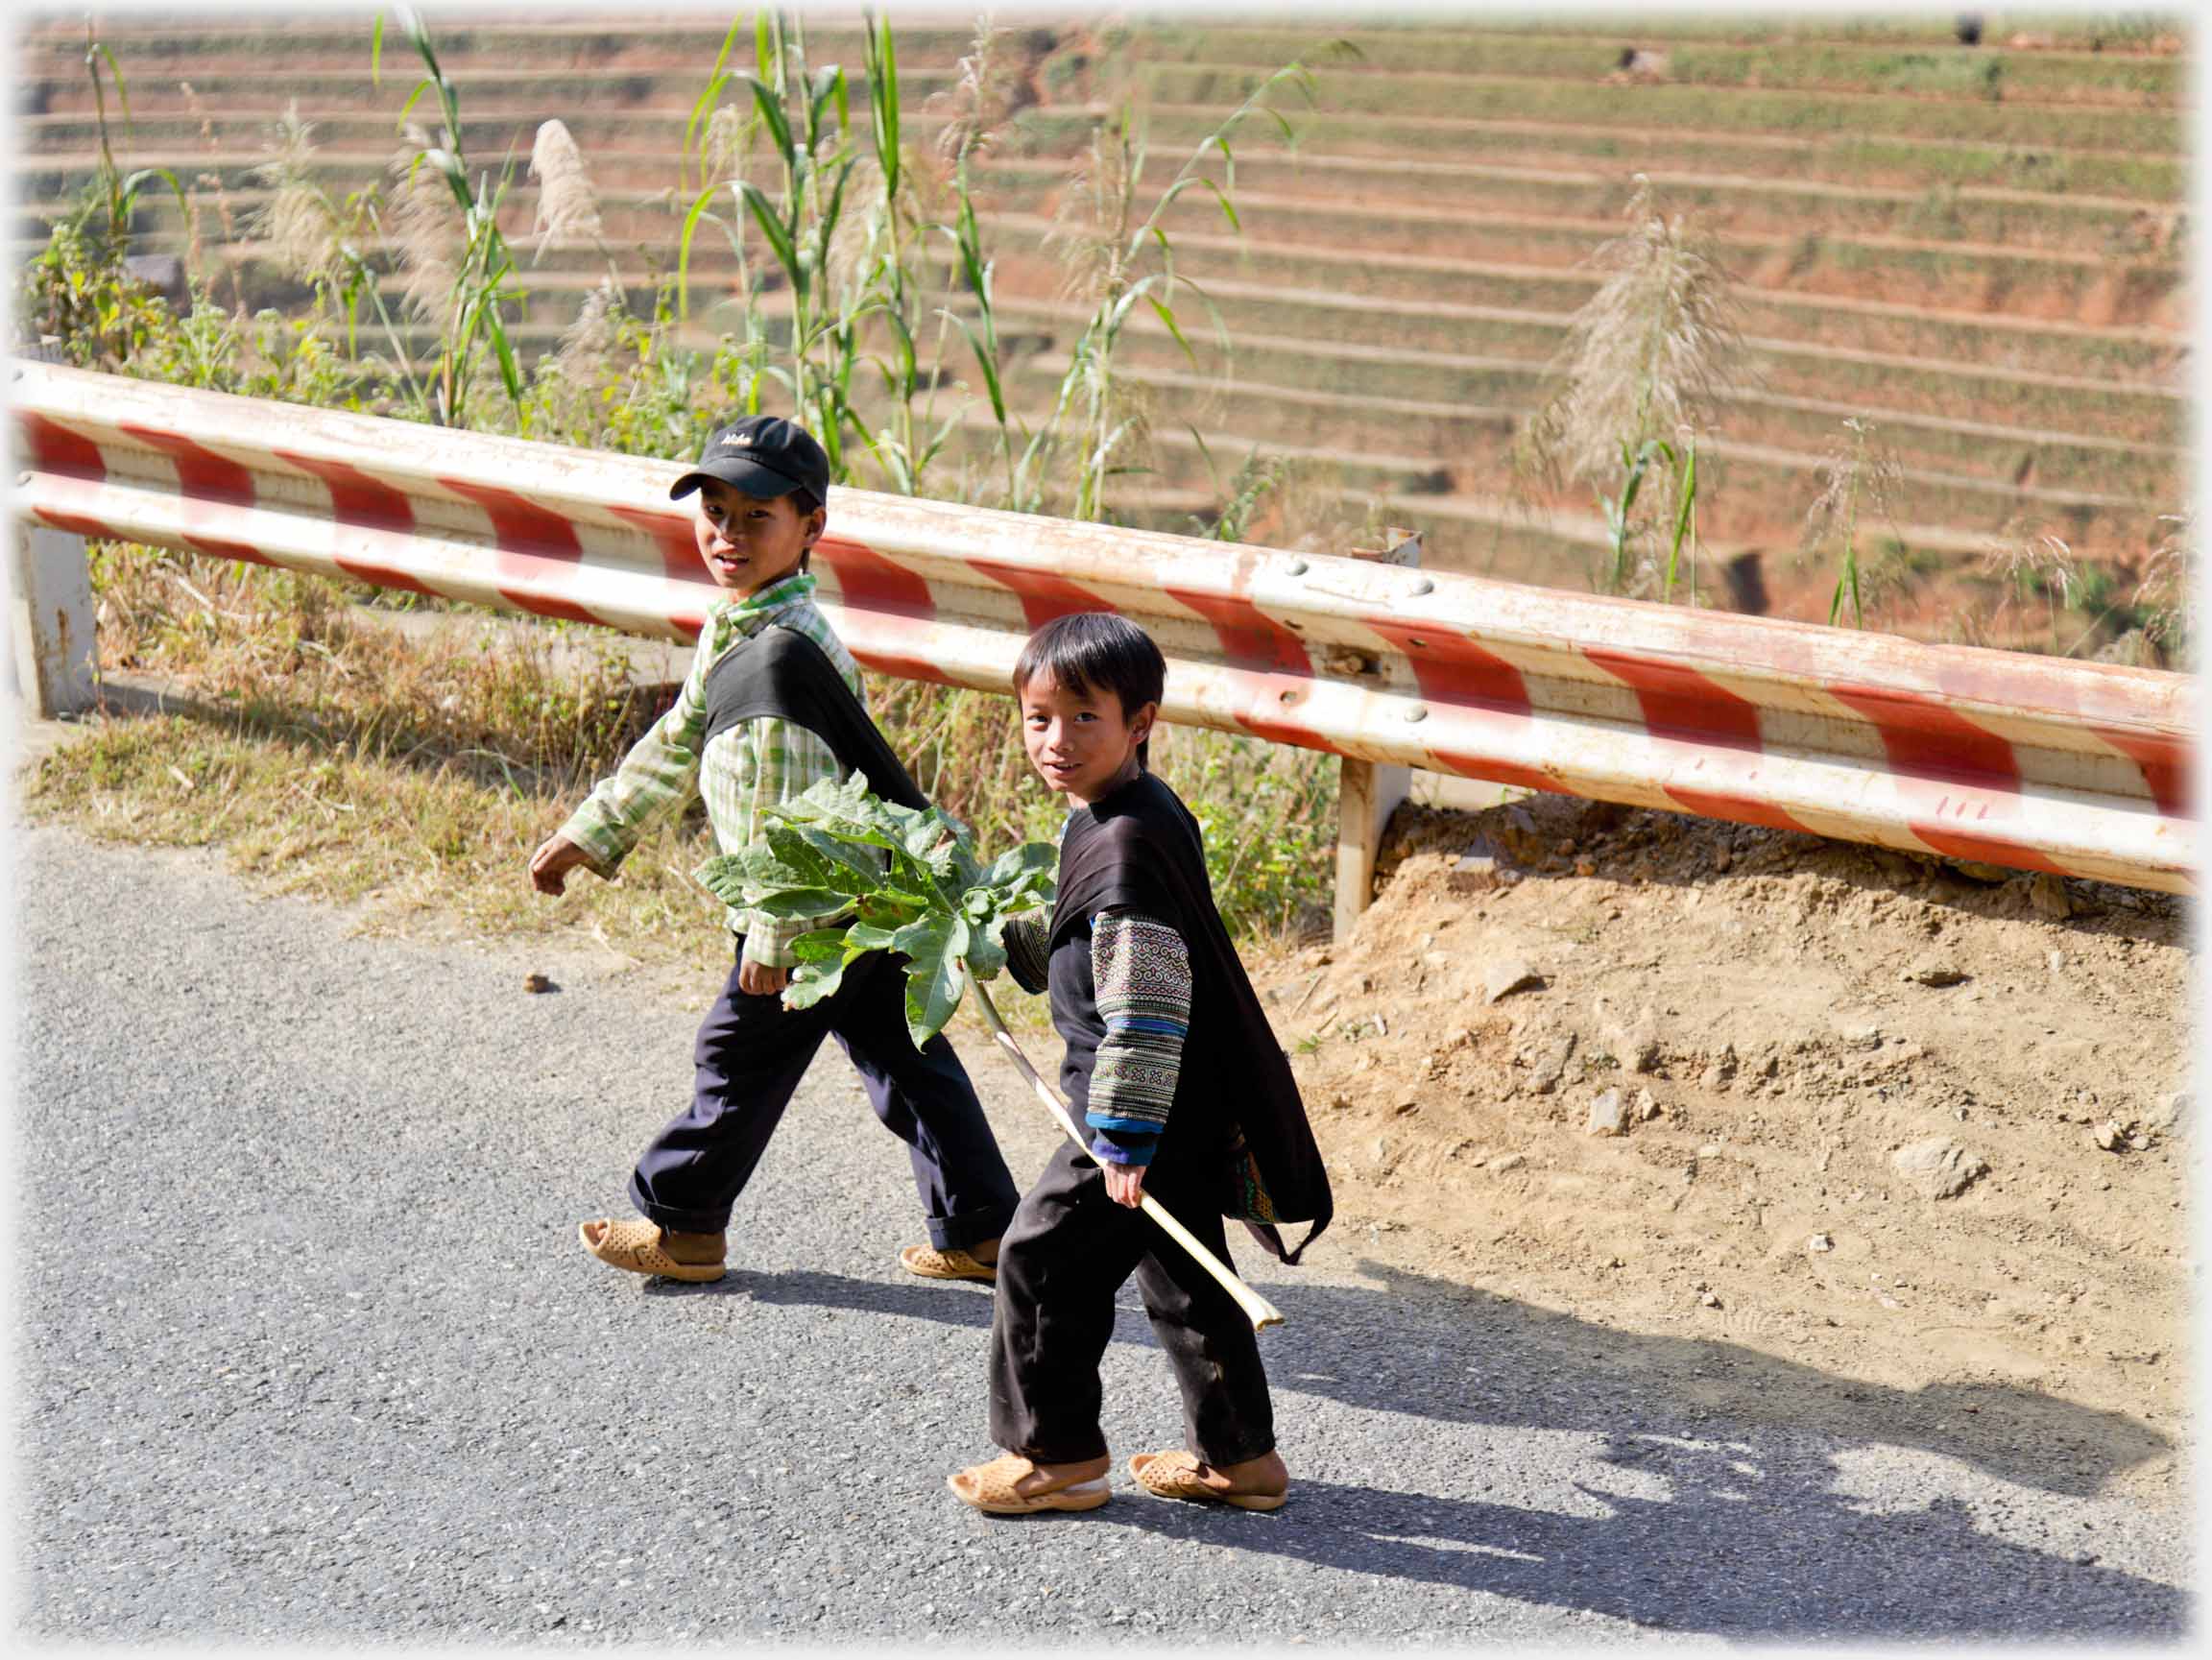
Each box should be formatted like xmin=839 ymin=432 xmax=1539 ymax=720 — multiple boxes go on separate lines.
xmin=691 ymin=476 xmax=824 ymax=594
xmin=1019 ymin=668 xmax=1156 ymax=807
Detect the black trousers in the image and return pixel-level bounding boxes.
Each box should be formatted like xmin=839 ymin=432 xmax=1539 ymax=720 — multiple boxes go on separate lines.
xmin=627 ymin=941 xmax=1020 ymax=1249
xmin=988 ymin=1140 xmax=1275 ymax=1468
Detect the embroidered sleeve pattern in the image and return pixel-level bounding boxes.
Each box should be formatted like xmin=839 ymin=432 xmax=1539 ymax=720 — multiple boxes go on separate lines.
xmin=1085 ymin=911 xmax=1192 ymax=1167
xmin=1001 ymin=915 xmax=1051 ymax=996
xmin=559 ymin=619 xmax=717 ymax=874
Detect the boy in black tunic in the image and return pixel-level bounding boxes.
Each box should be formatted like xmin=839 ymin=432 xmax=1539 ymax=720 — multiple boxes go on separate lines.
xmin=947 ymin=613 xmax=1331 ymax=1516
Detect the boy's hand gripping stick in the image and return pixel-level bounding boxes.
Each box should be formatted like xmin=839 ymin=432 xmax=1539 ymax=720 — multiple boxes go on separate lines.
xmin=962 ymin=967 xmax=1285 ymax=1333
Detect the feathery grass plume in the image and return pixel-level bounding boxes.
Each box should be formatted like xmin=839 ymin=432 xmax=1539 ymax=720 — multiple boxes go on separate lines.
xmin=527 ymin=118 xmax=603 ymax=253
xmin=700 ymin=102 xmax=755 ymax=184
xmin=1514 ymin=175 xmax=1744 ymax=596
xmin=1044 ymin=121 xmax=1132 ymax=307
xmin=825 ymin=153 xmax=885 ymax=297
xmin=929 ymin=16 xmax=1040 ymax=165
xmin=551 ymin=277 xmax=620 ymax=386
xmin=533 ymin=277 xmax=624 ymax=440
xmin=388 ymin=127 xmax=461 ymax=328
xmin=1799 ymin=416 xmax=1908 ymax=628
xmin=250 ymin=104 xmax=347 ymax=290
xmin=1976 ymin=513 xmax=2081 ymax=654
xmin=2129 ymin=512 xmax=2194 ymax=667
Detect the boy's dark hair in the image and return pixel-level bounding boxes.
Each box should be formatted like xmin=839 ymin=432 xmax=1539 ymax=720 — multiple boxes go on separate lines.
xmin=1011 ymin=612 xmax=1166 ymax=769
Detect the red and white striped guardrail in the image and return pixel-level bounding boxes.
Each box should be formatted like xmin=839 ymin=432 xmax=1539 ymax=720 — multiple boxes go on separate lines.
xmin=10 ymin=360 xmax=2196 ymax=900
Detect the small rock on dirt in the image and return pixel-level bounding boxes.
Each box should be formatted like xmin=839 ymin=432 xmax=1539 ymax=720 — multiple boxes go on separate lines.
xmin=1489 ymin=1152 xmax=1527 ymax=1173
xmin=2029 ymin=873 xmax=2074 ymax=919
xmin=1632 ymin=1087 xmax=1662 ymax=1121
xmin=1890 ymin=1138 xmax=1990 ymax=1199
xmin=1528 ymin=1032 xmax=1577 ymax=1095
xmin=2092 ymin=1119 xmax=2129 ymax=1152
xmin=1903 ymin=959 xmax=1968 ymax=987
xmin=1586 ymin=1089 xmax=1628 ymax=1138
xmin=1449 ymin=842 xmax=1514 ymax=894
xmin=2145 ymin=1091 xmax=2190 ymax=1134
xmin=1484 ymin=957 xmax=1546 ymax=1003
xmin=1807 ymin=1233 xmax=1835 ymax=1254
xmin=523 ymin=973 xmax=557 ymax=994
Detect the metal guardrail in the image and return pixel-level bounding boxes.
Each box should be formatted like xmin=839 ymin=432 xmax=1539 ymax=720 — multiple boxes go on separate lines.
xmin=10 ymin=361 xmax=2196 ymax=903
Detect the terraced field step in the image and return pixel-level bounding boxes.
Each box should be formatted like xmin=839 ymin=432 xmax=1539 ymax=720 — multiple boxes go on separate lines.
xmin=15 ymin=19 xmax=994 ymax=74
xmin=1091 ymin=105 xmax=2185 ymax=202
xmin=22 ymin=63 xmax=965 ymax=119
xmin=1211 ymin=14 xmax=2178 ymax=52
xmin=1127 ymin=24 xmax=2186 ymax=105
xmin=1141 ymin=60 xmax=2182 ymax=152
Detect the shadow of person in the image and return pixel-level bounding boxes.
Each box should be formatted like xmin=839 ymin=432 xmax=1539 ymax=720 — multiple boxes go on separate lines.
xmin=1270 ymin=1259 xmax=2172 ymax=1503
xmin=652 ymin=1256 xmax=2167 ymax=1503
xmin=647 ymin=1258 xmax=2184 ymax=1640
xmin=1105 ymin=1462 xmax=2186 ymax=1642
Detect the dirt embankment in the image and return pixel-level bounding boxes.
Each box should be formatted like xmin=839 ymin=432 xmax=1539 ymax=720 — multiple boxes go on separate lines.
xmin=1255 ymin=792 xmax=2193 ymax=1491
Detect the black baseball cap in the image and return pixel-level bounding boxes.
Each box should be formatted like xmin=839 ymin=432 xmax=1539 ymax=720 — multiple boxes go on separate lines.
xmin=669 ymin=415 xmax=830 ymax=506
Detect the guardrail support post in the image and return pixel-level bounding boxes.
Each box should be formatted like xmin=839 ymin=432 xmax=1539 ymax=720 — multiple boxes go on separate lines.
xmin=1333 ymin=526 xmax=1420 ymax=940
xmin=8 ymin=519 xmax=97 ymax=719
xmin=1335 ymin=758 xmax=1410 ymax=942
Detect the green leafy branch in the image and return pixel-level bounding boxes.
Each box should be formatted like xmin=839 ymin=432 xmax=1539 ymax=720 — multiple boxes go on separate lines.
xmin=693 ymin=771 xmax=1056 ymax=1047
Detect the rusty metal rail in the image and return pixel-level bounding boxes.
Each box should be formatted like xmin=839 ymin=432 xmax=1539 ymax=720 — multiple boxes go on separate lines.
xmin=10 ymin=361 xmax=2196 ymax=900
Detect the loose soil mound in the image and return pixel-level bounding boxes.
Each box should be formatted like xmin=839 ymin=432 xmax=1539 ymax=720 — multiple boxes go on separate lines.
xmin=1255 ymin=792 xmax=2193 ymax=1496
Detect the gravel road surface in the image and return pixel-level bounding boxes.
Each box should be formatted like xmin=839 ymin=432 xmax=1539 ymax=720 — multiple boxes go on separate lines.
xmin=12 ymin=824 xmax=2193 ymax=1644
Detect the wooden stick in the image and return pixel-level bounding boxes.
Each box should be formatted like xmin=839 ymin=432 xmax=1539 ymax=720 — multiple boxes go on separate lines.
xmin=964 ymin=969 xmax=1284 ymax=1333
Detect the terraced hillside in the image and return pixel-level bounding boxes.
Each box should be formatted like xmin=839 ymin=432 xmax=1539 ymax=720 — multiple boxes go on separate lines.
xmin=13 ymin=10 xmax=2190 ymax=640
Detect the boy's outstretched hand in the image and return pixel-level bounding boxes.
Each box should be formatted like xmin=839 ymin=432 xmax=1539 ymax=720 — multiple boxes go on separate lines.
xmin=1102 ymin=1162 xmax=1146 ymax=1209
xmin=529 ymin=833 xmax=594 ymax=896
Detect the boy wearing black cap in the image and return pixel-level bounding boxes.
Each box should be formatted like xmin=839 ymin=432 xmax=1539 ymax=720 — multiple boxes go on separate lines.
xmin=530 ymin=415 xmax=1021 ymax=1285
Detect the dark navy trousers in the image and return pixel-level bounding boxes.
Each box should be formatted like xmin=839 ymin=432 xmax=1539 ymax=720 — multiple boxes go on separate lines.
xmin=627 ymin=940 xmax=1020 ymax=1250
xmin=987 ymin=1140 xmax=1275 ymax=1469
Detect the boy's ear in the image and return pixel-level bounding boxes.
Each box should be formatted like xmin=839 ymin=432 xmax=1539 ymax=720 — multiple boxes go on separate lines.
xmin=1130 ymin=699 xmax=1161 ymax=745
xmin=800 ymin=503 xmax=828 ymax=548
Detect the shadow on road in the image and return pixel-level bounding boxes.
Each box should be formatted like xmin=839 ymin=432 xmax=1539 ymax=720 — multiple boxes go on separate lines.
xmin=647 ymin=1253 xmax=2183 ymax=1641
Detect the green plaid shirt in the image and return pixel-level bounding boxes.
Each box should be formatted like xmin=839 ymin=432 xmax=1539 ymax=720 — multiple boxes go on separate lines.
xmin=560 ymin=571 xmax=865 ymax=968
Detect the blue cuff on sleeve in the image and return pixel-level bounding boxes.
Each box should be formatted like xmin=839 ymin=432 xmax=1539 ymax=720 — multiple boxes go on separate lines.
xmin=1090 ymin=1126 xmax=1160 ymax=1167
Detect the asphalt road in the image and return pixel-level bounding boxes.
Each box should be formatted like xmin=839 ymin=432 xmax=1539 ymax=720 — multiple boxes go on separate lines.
xmin=11 ymin=823 xmax=2194 ymax=1644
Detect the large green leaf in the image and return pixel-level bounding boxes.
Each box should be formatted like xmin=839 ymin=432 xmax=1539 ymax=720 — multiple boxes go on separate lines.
xmin=893 ymin=912 xmax=969 ymax=1047
xmin=718 ymin=773 xmax=1060 ymax=1047
xmin=749 ymin=886 xmax=854 ymax=923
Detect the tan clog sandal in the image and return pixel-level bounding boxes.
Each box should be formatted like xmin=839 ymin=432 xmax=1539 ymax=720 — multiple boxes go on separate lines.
xmin=578 ymin=1217 xmax=725 ymax=1283
xmin=947 ymin=1454 xmax=1111 ymax=1515
xmin=1128 ymin=1450 xmax=1287 ymax=1512
xmin=899 ymin=1243 xmax=998 ymax=1284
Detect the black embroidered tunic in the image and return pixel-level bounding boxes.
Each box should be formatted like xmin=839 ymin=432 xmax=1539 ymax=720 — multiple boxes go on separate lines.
xmin=1025 ymin=769 xmax=1333 ymax=1263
